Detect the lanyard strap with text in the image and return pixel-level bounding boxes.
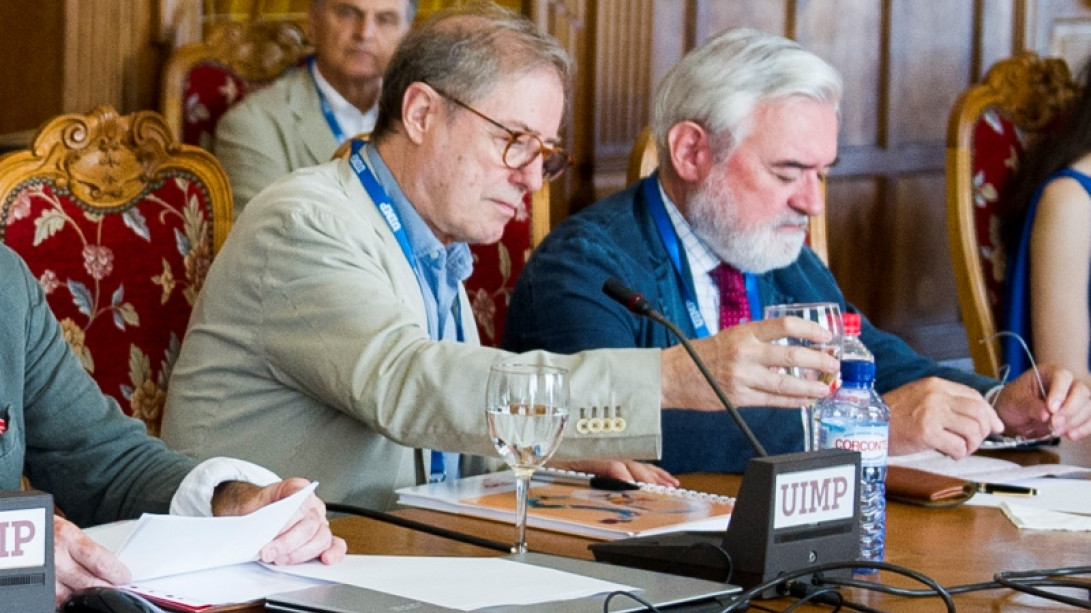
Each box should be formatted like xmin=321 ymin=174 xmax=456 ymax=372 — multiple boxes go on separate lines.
xmin=642 ymin=175 xmax=760 ymax=339
xmin=308 ymin=56 xmax=347 ymax=145
xmin=348 ymin=140 xmax=463 ymax=343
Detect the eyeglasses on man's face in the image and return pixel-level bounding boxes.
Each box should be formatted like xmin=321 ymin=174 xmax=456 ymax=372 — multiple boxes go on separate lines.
xmin=429 ymin=85 xmax=570 ymax=182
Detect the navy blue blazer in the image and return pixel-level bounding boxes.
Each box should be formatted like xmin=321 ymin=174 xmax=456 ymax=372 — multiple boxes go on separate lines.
xmin=504 ymin=177 xmax=996 ymax=473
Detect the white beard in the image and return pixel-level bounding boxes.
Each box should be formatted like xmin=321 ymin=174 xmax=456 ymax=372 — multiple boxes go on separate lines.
xmin=685 ymin=171 xmax=808 ymax=274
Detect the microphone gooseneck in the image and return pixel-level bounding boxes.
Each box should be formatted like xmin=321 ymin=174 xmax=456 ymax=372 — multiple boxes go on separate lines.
xmin=602 ymin=278 xmax=768 ymax=457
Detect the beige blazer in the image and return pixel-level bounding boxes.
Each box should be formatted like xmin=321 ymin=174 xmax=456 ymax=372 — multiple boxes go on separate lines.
xmin=213 ymin=67 xmax=339 ymax=218
xmin=161 ymin=155 xmax=664 ymax=510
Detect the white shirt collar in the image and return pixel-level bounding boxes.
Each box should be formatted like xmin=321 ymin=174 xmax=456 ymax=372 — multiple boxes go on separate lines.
xmin=310 ymin=64 xmax=379 ymax=138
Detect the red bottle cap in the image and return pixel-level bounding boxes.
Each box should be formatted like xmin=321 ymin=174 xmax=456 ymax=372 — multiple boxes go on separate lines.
xmin=842 ymin=312 xmax=862 ymax=336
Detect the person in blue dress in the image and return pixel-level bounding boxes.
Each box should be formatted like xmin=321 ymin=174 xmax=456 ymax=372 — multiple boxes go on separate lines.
xmin=1002 ymin=62 xmax=1091 ymax=389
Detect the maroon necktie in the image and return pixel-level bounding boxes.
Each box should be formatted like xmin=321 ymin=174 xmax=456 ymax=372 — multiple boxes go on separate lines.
xmin=710 ymin=263 xmax=750 ymax=328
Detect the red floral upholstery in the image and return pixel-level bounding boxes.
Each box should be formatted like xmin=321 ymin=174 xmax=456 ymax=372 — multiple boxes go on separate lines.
xmin=178 ymin=62 xmax=251 ymax=148
xmin=945 ymin=52 xmax=1076 ymax=377
xmin=467 ymin=194 xmax=534 ymax=346
xmin=968 ymin=108 xmax=1026 ymax=317
xmin=0 ymin=106 xmax=233 ymax=434
xmin=162 ymin=19 xmax=308 ymax=147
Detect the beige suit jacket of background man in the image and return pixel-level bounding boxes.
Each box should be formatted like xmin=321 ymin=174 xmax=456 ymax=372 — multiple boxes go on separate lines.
xmin=213 ymin=67 xmax=340 ymax=218
xmin=160 ymin=156 xmax=664 ymax=510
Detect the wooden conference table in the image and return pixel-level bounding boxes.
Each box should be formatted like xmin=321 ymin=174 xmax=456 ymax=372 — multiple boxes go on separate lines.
xmin=319 ymin=444 xmax=1091 ymax=613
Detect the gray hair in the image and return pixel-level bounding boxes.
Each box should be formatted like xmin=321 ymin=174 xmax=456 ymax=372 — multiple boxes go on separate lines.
xmin=651 ymin=28 xmax=842 ymax=164
xmin=310 ymin=0 xmax=419 ymax=23
xmin=372 ymin=1 xmax=572 ymax=140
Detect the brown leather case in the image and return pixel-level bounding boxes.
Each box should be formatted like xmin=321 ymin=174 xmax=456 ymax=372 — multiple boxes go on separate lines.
xmin=885 ymin=465 xmax=976 ymax=507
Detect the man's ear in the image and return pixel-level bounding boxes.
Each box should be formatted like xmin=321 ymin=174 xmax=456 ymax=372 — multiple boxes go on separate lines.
xmin=401 ymin=82 xmax=439 ymax=144
xmin=666 ymin=121 xmax=714 ymax=183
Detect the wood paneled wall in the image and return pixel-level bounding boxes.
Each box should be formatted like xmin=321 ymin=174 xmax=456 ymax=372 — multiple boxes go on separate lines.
xmin=539 ymin=0 xmax=1091 ymax=362
xmin=0 ymin=1 xmax=160 ymax=142
xmin=5 ymin=1 xmax=1091 ymax=362
xmin=0 ymin=4 xmax=65 ymax=136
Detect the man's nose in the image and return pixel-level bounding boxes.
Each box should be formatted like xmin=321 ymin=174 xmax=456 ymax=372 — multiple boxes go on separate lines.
xmin=513 ymin=155 xmax=546 ymax=195
xmin=355 ymin=14 xmax=378 ymax=38
xmin=791 ymin=174 xmax=825 ymax=217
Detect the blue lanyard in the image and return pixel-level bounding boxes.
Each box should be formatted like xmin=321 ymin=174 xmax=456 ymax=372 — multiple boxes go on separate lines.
xmin=308 ymin=56 xmax=347 ymax=145
xmin=642 ymin=175 xmax=760 ymax=339
xmin=349 ymin=140 xmax=464 ymax=343
xmin=350 ymin=141 xmax=463 ymax=484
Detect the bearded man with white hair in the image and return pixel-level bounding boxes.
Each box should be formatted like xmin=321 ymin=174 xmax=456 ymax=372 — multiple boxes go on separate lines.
xmin=504 ymin=28 xmax=1091 ymax=474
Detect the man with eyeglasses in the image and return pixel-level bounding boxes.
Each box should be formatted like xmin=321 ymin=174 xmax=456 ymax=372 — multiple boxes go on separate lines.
xmin=215 ymin=0 xmax=416 ymax=218
xmin=162 ymin=4 xmax=843 ymax=510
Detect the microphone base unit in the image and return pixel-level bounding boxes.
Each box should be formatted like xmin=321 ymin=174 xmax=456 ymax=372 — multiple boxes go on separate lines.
xmin=590 ymin=531 xmax=733 ymax=583
xmin=0 ymin=490 xmax=55 ymax=612
xmin=592 ymin=449 xmax=862 ymax=599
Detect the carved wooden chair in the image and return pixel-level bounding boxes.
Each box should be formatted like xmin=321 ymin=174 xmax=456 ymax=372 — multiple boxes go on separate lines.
xmin=0 ymin=106 xmax=233 ymax=435
xmin=626 ymin=125 xmax=829 ymax=265
xmin=334 ymin=133 xmax=551 ymax=346
xmin=945 ymin=52 xmax=1077 ymax=377
xmin=161 ymin=18 xmax=309 ymax=148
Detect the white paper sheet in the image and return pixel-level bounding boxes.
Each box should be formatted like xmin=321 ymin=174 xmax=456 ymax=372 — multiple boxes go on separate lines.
xmin=888 ymin=450 xmax=1083 ymax=483
xmin=1001 ymin=502 xmax=1091 ymax=531
xmin=84 ymin=519 xmax=137 ymax=552
xmin=113 ymin=481 xmax=317 ymax=581
xmin=268 ymin=555 xmax=636 ymax=611
xmin=966 ymin=477 xmax=1091 ymax=515
xmin=128 ymin=562 xmax=327 ymax=609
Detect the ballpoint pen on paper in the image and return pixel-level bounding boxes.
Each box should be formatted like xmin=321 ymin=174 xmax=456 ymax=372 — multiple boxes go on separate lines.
xmin=532 ymin=468 xmax=735 ymax=502
xmin=976 ymin=482 xmax=1038 ymax=497
xmin=532 ymin=469 xmax=640 ymax=491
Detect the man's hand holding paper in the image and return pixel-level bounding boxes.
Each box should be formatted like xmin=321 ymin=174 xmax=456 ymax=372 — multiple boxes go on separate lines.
xmin=62 ymin=480 xmax=343 ymax=606
xmin=211 ymin=477 xmax=347 ymax=566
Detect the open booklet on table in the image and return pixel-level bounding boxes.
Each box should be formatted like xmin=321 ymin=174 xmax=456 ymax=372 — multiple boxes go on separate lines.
xmin=395 ymin=470 xmax=735 ymax=540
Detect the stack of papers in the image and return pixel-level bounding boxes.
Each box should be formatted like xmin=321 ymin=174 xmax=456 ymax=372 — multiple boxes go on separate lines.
xmin=889 ymin=450 xmax=1091 ymax=531
xmin=86 ymin=482 xmax=636 ymax=611
xmin=888 ymin=450 xmax=1084 ymax=483
xmin=86 ymin=484 xmax=327 ymax=611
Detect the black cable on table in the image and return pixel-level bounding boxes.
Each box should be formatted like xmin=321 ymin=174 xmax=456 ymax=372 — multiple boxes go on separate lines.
xmin=325 ymin=501 xmax=513 ymax=553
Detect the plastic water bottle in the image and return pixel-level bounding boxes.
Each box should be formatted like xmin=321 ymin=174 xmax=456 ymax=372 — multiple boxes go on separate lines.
xmin=841 ymin=312 xmax=873 ymax=363
xmin=815 ymin=359 xmax=890 ymax=574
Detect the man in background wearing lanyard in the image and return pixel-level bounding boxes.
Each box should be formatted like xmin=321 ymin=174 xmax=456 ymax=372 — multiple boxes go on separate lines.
xmin=503 ymin=28 xmax=1091 ymax=474
xmin=160 ymin=4 xmax=842 ymax=511
xmin=215 ymin=0 xmax=415 ymax=217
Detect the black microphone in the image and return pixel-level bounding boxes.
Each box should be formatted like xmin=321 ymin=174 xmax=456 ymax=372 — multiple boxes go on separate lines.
xmin=602 ymin=278 xmax=767 ymax=457
xmin=592 ymin=278 xmax=861 ymax=597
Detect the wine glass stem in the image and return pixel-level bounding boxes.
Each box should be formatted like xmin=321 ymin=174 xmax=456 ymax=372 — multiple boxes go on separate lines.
xmin=513 ymin=469 xmax=532 ymax=554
